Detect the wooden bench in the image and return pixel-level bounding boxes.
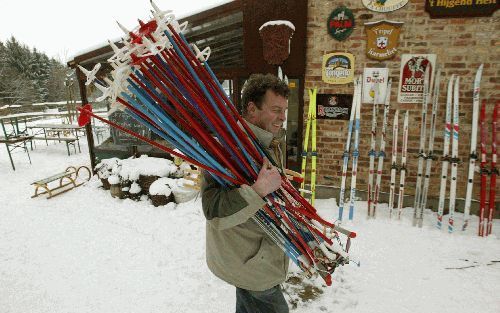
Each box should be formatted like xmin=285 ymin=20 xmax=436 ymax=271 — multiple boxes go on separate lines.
xmin=31 ymin=165 xmax=91 ymax=199
xmin=31 ymin=136 xmax=78 ymax=156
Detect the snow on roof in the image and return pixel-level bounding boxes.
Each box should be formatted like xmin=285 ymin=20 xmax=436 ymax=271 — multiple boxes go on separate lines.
xmin=69 ymin=36 xmax=122 ymax=61
xmin=176 ymin=0 xmax=234 ymax=20
xmin=259 ymin=20 xmax=296 ymax=31
xmin=69 ymin=0 xmax=235 ymax=61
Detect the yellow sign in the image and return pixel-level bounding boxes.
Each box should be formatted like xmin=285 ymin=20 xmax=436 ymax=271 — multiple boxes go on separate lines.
xmin=322 ymin=52 xmax=355 ymax=84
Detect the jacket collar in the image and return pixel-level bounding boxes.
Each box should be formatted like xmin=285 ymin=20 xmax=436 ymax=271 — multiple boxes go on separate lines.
xmin=243 ymin=120 xmax=285 ymax=148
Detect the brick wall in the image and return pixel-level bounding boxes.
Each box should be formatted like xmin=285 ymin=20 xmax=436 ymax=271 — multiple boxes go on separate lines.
xmin=304 ymin=0 xmax=499 ymax=212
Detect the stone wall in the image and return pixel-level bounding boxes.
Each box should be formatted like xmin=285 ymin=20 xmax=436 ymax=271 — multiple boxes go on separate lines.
xmin=304 ymin=0 xmax=499 ymax=214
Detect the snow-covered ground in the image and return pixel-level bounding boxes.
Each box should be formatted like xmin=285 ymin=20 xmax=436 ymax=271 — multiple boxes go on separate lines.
xmin=1 ymin=136 xmax=499 ymax=313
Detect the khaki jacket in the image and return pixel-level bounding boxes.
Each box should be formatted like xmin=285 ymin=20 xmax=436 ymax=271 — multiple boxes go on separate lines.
xmin=201 ymin=121 xmax=289 ymax=291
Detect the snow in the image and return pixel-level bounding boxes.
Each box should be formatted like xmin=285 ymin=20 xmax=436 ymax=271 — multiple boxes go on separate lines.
xmin=259 ymin=20 xmax=296 ymax=32
xmin=129 ymin=182 xmax=141 ymax=194
xmin=107 ymin=174 xmax=120 ymax=185
xmin=118 ymin=155 xmax=177 ymax=181
xmin=149 ymin=178 xmax=173 ymax=196
xmin=1 ymin=137 xmax=499 ymax=313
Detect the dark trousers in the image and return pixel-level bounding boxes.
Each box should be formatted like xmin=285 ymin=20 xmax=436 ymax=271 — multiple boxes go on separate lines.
xmin=236 ymin=285 xmax=289 ymax=313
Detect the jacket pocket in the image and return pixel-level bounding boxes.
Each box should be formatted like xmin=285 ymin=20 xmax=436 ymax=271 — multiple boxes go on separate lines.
xmin=244 ymin=237 xmax=281 ymax=268
xmin=244 ymin=237 xmax=267 ymax=264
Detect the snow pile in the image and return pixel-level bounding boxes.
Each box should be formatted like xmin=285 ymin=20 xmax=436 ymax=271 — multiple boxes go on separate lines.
xmin=149 ymin=177 xmax=174 ymax=196
xmin=107 ymin=174 xmax=120 ymax=185
xmin=95 ymin=157 xmax=121 ymax=178
xmin=129 ymin=181 xmax=141 ymax=194
xmin=119 ymin=155 xmax=178 ymax=181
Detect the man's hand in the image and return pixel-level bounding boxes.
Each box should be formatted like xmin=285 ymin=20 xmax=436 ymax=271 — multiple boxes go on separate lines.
xmin=251 ymin=157 xmax=282 ymax=197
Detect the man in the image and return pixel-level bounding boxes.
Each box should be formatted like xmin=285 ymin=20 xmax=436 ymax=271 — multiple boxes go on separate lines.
xmin=201 ymin=73 xmax=290 ymax=313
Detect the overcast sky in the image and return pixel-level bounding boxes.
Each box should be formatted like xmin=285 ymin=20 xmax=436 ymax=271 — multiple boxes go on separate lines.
xmin=0 ymin=0 xmax=230 ymax=62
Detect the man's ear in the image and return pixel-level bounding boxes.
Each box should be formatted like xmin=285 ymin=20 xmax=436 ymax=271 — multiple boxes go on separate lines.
xmin=247 ymin=102 xmax=257 ymax=118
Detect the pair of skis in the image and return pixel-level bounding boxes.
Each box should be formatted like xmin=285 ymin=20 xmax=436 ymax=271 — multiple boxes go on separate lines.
xmin=368 ymin=79 xmax=392 ymax=219
xmin=478 ymin=101 xmax=498 ymax=237
xmin=413 ymin=67 xmax=439 ymax=227
xmin=436 ymin=75 xmax=461 ymax=232
xmin=300 ymin=89 xmax=318 ymax=206
xmin=388 ymin=110 xmax=410 ymax=219
xmin=462 ymin=64 xmax=483 ymax=231
xmin=338 ymin=76 xmax=362 ymax=221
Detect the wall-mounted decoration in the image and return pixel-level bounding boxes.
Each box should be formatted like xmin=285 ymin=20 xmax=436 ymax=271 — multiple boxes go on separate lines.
xmin=317 ymin=94 xmax=353 ymax=120
xmin=362 ymin=0 xmax=409 ymax=12
xmin=259 ymin=20 xmax=295 ymax=65
xmin=398 ymin=54 xmax=437 ymax=103
xmin=364 ymin=20 xmax=404 ymax=60
xmin=362 ymin=68 xmax=389 ymax=104
xmin=327 ymin=6 xmax=355 ymax=41
xmin=322 ymin=52 xmax=355 ymax=84
xmin=425 ymin=0 xmax=498 ymax=18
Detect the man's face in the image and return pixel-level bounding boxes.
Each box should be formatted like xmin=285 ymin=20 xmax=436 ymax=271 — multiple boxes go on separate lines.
xmin=247 ymin=90 xmax=288 ymax=135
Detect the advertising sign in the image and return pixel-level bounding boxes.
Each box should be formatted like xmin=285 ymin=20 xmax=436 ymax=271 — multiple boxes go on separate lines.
xmin=425 ymin=0 xmax=498 ymax=18
xmin=365 ymin=20 xmax=404 ymax=60
xmin=317 ymin=94 xmax=353 ymax=120
xmin=327 ymin=6 xmax=355 ymax=41
xmin=362 ymin=68 xmax=390 ymax=104
xmin=398 ymin=54 xmax=437 ymax=103
xmin=362 ymin=0 xmax=409 ymax=12
xmin=322 ymin=52 xmax=355 ymax=84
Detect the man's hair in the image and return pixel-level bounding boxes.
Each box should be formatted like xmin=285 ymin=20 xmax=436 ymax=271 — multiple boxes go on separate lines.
xmin=241 ymin=73 xmax=289 ymax=116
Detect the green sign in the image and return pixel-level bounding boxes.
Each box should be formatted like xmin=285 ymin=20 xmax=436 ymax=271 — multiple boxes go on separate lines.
xmin=327 ymin=6 xmax=355 ymax=41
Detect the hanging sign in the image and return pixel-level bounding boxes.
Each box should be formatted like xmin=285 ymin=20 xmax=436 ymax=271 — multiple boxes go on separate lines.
xmin=321 ymin=52 xmax=355 ymax=84
xmin=327 ymin=6 xmax=355 ymax=41
xmin=362 ymin=68 xmax=389 ymax=104
xmin=397 ymin=54 xmax=437 ymax=103
xmin=362 ymin=0 xmax=409 ymax=12
xmin=317 ymin=94 xmax=353 ymax=120
xmin=364 ymin=20 xmax=404 ymax=61
xmin=425 ymin=0 xmax=498 ymax=18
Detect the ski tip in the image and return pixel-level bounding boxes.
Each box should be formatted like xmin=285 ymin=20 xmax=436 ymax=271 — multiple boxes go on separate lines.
xmin=325 ymin=274 xmax=332 ymax=286
xmin=349 ymin=232 xmax=357 ymax=238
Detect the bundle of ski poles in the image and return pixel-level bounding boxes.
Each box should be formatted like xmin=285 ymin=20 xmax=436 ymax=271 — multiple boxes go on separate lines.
xmin=76 ymin=1 xmax=356 ymax=285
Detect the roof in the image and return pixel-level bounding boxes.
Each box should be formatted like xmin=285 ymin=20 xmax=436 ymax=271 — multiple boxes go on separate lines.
xmin=67 ymin=1 xmax=243 ymax=72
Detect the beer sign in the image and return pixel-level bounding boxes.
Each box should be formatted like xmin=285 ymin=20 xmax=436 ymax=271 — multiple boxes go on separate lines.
xmin=322 ymin=52 xmax=355 ymax=84
xmin=317 ymin=94 xmax=353 ymax=120
xmin=362 ymin=0 xmax=409 ymax=12
xmin=398 ymin=54 xmax=437 ymax=103
xmin=364 ymin=20 xmax=404 ymax=60
xmin=327 ymin=6 xmax=355 ymax=41
xmin=362 ymin=68 xmax=389 ymax=104
xmin=425 ymin=0 xmax=498 ymax=18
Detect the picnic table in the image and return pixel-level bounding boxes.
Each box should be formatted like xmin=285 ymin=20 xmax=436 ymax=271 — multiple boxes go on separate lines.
xmin=0 ymin=135 xmax=34 ymax=170
xmin=27 ymin=123 xmax=84 ymax=155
